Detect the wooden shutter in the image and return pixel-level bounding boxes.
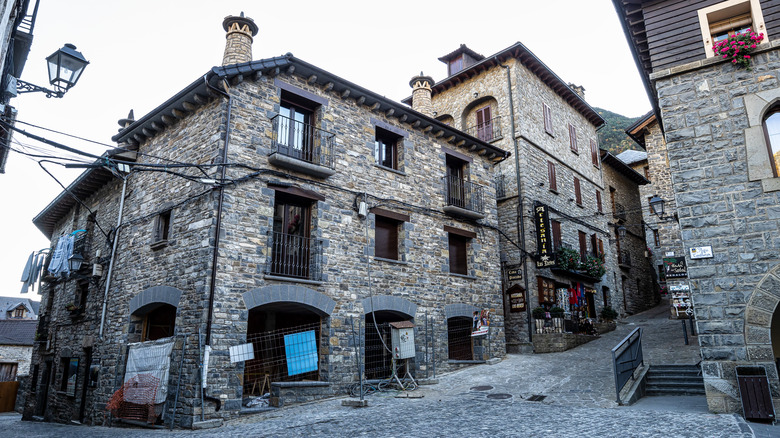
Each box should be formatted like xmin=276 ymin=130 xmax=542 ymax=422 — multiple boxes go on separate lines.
xmin=591 ymin=233 xmax=597 ymax=256
xmin=548 ymin=161 xmax=557 ymax=192
xmin=449 ymin=233 xmax=468 ymax=275
xmin=476 ymin=106 xmax=492 ymax=141
xmin=591 ymin=140 xmax=599 ymax=167
xmin=596 ymin=190 xmax=603 ymax=213
xmin=543 ymin=103 xmax=553 ymax=135
xmin=551 ymin=220 xmax=562 ymax=252
xmin=654 ymin=229 xmax=661 ymax=247
xmin=598 ymin=238 xmax=604 ymax=259
xmin=578 ymin=231 xmax=587 ymax=262
xmin=574 ymin=177 xmax=582 ymax=206
xmin=537 ymin=277 xmax=554 ymax=304
xmin=569 ymin=124 xmax=577 ymax=152
xmin=375 ymin=216 xmax=399 ymax=260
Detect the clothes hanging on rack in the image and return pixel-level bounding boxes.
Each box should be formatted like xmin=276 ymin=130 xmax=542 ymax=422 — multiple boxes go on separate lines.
xmin=20 ymin=250 xmax=46 ymax=294
xmin=48 ymin=234 xmax=74 ymax=277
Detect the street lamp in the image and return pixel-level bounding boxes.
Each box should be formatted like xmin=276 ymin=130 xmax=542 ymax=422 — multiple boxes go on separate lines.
xmin=649 ymin=195 xmax=665 ymax=218
xmin=617 ymin=225 xmax=627 ymax=239
xmin=17 ymin=44 xmax=89 ymax=98
xmin=68 ymin=253 xmax=84 ymax=272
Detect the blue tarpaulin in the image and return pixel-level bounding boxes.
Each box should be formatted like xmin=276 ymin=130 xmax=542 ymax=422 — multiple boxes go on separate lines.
xmin=284 ymin=330 xmax=318 ymax=376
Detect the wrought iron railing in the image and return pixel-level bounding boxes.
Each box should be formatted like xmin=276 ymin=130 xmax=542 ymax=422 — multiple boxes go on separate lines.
xmin=266 ymin=232 xmax=323 ymax=281
xmin=271 ymin=114 xmax=335 ymax=169
xmin=442 ymin=176 xmax=484 ymax=214
xmin=619 ymin=250 xmax=631 ymax=267
xmin=72 ymin=232 xmax=91 ymax=264
xmin=464 ymin=116 xmax=502 ymax=142
xmin=612 ymin=327 xmax=643 ymax=404
xmin=614 ymin=202 xmax=627 ymax=221
xmin=495 ymin=174 xmax=507 ymax=199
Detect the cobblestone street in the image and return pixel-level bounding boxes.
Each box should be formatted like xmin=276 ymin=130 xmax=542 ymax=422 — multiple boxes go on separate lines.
xmin=4 ymin=300 xmax=776 ymax=437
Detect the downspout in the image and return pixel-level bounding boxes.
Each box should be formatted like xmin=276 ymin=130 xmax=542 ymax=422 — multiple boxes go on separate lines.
xmin=497 ymin=56 xmax=533 ymax=343
xmin=99 ymin=173 xmax=127 ymax=338
xmin=204 ymin=75 xmax=232 ymax=347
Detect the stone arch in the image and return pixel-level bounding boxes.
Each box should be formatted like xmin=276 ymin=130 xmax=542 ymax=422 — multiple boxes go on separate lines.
xmin=361 ymin=295 xmax=416 ymax=318
xmin=460 ymin=95 xmax=499 ymax=132
xmin=242 ymin=285 xmax=335 ymax=316
xmin=129 ymin=285 xmax=183 ymax=316
xmin=744 ymin=265 xmax=780 ymax=365
xmin=445 ymin=303 xmax=479 ymax=319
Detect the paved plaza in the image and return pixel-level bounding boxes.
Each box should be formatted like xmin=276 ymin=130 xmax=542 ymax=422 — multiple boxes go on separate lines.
xmin=5 ymin=300 xmax=778 ymax=437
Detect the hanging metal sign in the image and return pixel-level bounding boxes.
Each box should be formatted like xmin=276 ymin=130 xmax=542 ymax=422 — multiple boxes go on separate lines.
xmin=663 ymin=257 xmax=688 ymax=278
xmin=534 ymin=203 xmax=555 ymax=268
xmin=506 ymin=267 xmax=523 ymax=281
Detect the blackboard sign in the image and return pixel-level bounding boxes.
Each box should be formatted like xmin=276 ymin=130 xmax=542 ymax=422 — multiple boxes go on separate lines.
xmin=663 ymin=257 xmax=688 ymax=278
xmin=535 ymin=203 xmax=556 ymax=268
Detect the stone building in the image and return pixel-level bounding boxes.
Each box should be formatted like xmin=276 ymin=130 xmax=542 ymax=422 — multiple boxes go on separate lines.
xmin=404 ymin=43 xmax=649 ymax=352
xmin=599 ymin=150 xmax=657 ymax=314
xmin=614 ymin=0 xmax=780 ymax=414
xmin=23 ymin=14 xmax=508 ymax=427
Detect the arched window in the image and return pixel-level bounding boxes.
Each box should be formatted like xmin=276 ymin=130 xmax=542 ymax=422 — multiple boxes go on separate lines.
xmin=763 ymin=108 xmax=780 ymax=177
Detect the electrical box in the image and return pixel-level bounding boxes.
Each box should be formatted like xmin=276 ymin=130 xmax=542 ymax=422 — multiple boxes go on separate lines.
xmin=390 ymin=321 xmax=415 ymax=360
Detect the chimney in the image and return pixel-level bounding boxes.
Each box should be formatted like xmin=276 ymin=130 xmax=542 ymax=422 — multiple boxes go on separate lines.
xmin=568 ymin=83 xmax=586 ymax=100
xmin=409 ymin=72 xmax=435 ymax=117
xmin=221 ymin=12 xmax=259 ymax=66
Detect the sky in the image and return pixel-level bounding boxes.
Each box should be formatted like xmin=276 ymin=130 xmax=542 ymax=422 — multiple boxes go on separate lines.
xmin=0 ymin=0 xmax=650 ymax=301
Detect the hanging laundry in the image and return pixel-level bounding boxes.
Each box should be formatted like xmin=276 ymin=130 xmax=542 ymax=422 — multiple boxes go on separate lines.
xmin=19 ymin=252 xmax=34 ymax=294
xmin=48 ymin=234 xmax=74 ymax=277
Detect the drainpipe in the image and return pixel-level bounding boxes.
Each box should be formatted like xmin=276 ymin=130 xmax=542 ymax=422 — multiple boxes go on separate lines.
xmin=204 ymin=75 xmax=232 ymax=347
xmin=497 ymin=57 xmax=533 ymax=344
xmin=99 ymin=174 xmax=127 ymax=338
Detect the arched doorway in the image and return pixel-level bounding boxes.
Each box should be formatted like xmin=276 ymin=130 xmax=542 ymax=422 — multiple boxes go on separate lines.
xmin=241 ymin=286 xmax=335 ymax=397
xmin=127 ymin=286 xmax=182 ymax=343
xmin=445 ymin=303 xmax=480 ymax=361
xmin=360 ymin=295 xmax=416 ymax=379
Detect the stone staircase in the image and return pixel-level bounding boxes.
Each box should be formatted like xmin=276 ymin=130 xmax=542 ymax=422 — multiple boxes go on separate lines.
xmin=645 ymin=364 xmax=705 ymax=396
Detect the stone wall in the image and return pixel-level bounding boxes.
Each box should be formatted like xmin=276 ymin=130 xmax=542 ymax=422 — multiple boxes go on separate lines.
xmin=651 ymin=46 xmax=780 ymax=414
xmin=0 ymin=345 xmax=32 ymax=376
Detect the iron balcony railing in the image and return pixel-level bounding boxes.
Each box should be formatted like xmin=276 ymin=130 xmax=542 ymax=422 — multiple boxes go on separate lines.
xmin=266 ymin=231 xmax=323 ymax=281
xmin=463 ymin=116 xmax=502 ymax=142
xmin=72 ymin=232 xmax=91 ymax=264
xmin=613 ymin=202 xmax=627 ymax=221
xmin=271 ymin=114 xmax=335 ymax=170
xmin=619 ymin=249 xmax=631 ymax=267
xmin=495 ymin=174 xmax=507 ymax=199
xmin=442 ymin=176 xmax=484 ymax=214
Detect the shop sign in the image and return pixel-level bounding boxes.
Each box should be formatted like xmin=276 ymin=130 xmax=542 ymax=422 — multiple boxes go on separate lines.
xmin=689 ymin=246 xmax=713 ymax=259
xmin=507 ymin=287 xmax=526 ymax=313
xmin=534 ymin=203 xmax=556 ymax=268
xmin=472 ymin=309 xmax=491 ymax=336
xmin=663 ymin=257 xmax=688 ymax=278
xmin=507 ymin=267 xmax=523 ymax=282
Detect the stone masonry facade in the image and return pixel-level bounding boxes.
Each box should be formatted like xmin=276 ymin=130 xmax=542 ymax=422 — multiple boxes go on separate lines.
xmin=650 ymin=43 xmax=780 ymax=414
xmin=23 ymin=19 xmax=506 ymax=427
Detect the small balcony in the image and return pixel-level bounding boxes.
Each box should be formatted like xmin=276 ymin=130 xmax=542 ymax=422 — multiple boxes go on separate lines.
xmin=268 ymin=114 xmax=336 ymax=178
xmin=265 ymin=231 xmax=323 ymax=282
xmin=619 ymin=250 xmax=632 ymax=268
xmin=495 ymin=174 xmax=507 ymax=199
xmin=442 ymin=176 xmax=485 ymax=220
xmin=613 ymin=202 xmax=627 ymax=222
xmin=464 ymin=116 xmax=502 ymax=142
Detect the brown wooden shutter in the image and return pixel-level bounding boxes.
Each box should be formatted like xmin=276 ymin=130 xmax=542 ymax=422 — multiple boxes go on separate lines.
xmin=591 ymin=140 xmax=599 ymax=167
xmin=548 ymin=161 xmax=557 ymax=192
xmin=574 ymin=177 xmax=582 ymax=205
xmin=569 ymin=124 xmax=577 ymax=152
xmin=591 ymin=233 xmax=597 ymax=256
xmin=551 ymin=220 xmax=562 ymax=252
xmin=375 ymin=216 xmax=399 ymax=260
xmin=578 ymin=231 xmax=587 ymax=262
xmin=449 ymin=233 xmax=468 ymax=275
xmin=596 ymin=190 xmax=603 ymax=213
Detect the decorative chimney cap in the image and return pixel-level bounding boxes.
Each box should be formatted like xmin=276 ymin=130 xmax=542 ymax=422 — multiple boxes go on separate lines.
xmin=222 ymin=12 xmax=258 ymax=36
xmin=118 ymin=109 xmax=135 ymax=128
xmin=409 ymin=72 xmax=434 ymax=88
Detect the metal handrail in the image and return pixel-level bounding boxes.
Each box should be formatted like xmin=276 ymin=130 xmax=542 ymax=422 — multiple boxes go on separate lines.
xmin=463 ymin=116 xmax=502 ymax=142
xmin=270 ymin=114 xmax=336 ymax=169
xmin=611 ymin=327 xmax=643 ymax=404
xmin=442 ymin=176 xmax=484 ymax=213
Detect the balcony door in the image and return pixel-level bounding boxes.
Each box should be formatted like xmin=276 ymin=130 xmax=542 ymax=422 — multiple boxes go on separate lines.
xmin=446 ymin=155 xmax=467 ymax=208
xmin=271 ymin=195 xmax=312 ymax=279
xmin=476 ymin=106 xmax=492 ymax=142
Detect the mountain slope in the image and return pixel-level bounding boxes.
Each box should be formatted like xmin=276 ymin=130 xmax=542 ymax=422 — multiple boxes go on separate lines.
xmin=595 ymin=108 xmax=641 ymax=154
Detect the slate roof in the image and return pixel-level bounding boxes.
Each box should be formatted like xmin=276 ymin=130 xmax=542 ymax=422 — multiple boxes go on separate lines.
xmin=615 ymin=149 xmax=648 ymax=166
xmin=0 ymin=320 xmax=37 ymax=345
xmin=0 ymin=297 xmax=39 ymax=320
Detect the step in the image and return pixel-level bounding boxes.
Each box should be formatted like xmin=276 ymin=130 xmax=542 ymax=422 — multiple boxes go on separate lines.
xmin=646 ymin=375 xmax=703 ymax=383
xmin=646 ymin=383 xmax=705 ymax=391
xmin=649 ymin=365 xmax=701 ymax=372
xmin=647 ymin=371 xmax=701 ymax=378
xmin=646 ymin=388 xmax=706 ymax=396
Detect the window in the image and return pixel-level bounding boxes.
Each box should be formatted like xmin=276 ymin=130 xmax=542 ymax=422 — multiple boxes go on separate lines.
xmin=60 ymin=357 xmax=78 ymax=396
xmin=537 ymin=277 xmax=555 ymax=304
xmin=590 ymin=139 xmax=600 ymax=167
xmin=475 ymin=106 xmax=493 ymax=142
xmin=596 ymin=190 xmax=603 ymax=213
xmin=574 ymin=177 xmax=582 ymax=206
xmin=153 ymin=210 xmax=171 ymax=246
xmin=271 ymin=193 xmax=313 ymax=279
xmin=698 ymin=0 xmax=765 ymax=58
xmin=12 ymin=307 xmax=24 ymax=318
xmin=578 ymin=231 xmax=587 ymax=263
xmin=446 ymin=226 xmax=476 ymax=276
xmin=275 ymin=89 xmax=320 ymax=162
xmin=548 ymin=161 xmax=557 ymax=192
xmin=653 ymin=229 xmax=661 ymax=247
xmin=591 ymin=233 xmax=598 ymax=257
xmin=763 ymin=109 xmax=780 ymax=177
xmin=551 ymin=220 xmax=562 ymax=252
xmin=569 ymin=124 xmax=577 ymax=152
xmin=143 ymin=304 xmax=177 ymax=341
xmin=372 ymin=209 xmax=409 ymax=261
xmin=375 ymin=127 xmax=400 ymax=170
xmin=543 ymin=103 xmax=553 ymax=136
xmin=445 ymin=154 xmax=469 ymax=208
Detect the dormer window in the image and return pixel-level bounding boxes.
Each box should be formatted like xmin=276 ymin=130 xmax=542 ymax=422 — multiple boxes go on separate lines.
xmin=448 ymin=55 xmax=463 ymax=76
